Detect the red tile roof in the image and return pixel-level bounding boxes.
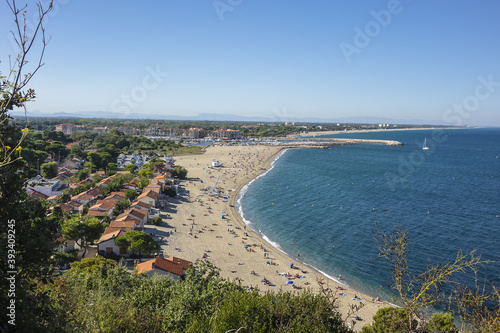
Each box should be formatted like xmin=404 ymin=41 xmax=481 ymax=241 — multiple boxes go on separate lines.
xmin=29 ymin=190 xmax=49 ymax=200
xmin=136 ymin=256 xmax=191 ymax=276
xmin=104 ymin=226 xmax=133 ymax=235
xmin=87 ymin=186 xmax=104 ymax=197
xmin=131 ymin=201 xmax=153 ymax=210
xmin=128 ymin=208 xmax=147 ymax=220
xmin=57 ymin=203 xmax=72 ymax=212
xmin=73 ymin=192 xmax=92 ymax=201
xmin=136 ymin=259 xmax=155 ymax=275
xmin=90 ymin=199 xmax=117 ymax=211
xmin=137 ymin=190 xmax=159 ymax=200
xmin=109 ymin=220 xmax=136 ymax=229
xmin=97 ymin=229 xmax=127 ymax=244
xmin=104 ymin=192 xmax=127 ymax=201
xmin=66 ymin=200 xmax=83 ymax=208
xmin=87 ymin=210 xmax=109 ymax=217
xmin=166 ymin=256 xmax=192 ymax=271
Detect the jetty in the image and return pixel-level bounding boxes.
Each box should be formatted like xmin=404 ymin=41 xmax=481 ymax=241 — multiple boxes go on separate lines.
xmin=271 ymin=137 xmax=404 ymax=148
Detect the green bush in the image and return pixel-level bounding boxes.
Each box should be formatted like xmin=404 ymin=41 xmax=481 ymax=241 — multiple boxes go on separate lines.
xmin=172 ymin=165 xmax=188 ymax=179
xmin=361 ymin=307 xmax=413 ymax=333
xmin=425 ymin=312 xmax=458 ymax=333
xmin=33 ymin=261 xmax=350 ymax=332
xmin=53 ymin=250 xmax=78 ymax=265
xmin=149 ymin=216 xmax=163 ymax=226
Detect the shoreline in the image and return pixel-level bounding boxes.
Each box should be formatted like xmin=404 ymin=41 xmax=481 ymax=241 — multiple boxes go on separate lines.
xmin=154 ymin=144 xmax=389 ymax=330
xmin=234 ymin=148 xmax=348 ymax=287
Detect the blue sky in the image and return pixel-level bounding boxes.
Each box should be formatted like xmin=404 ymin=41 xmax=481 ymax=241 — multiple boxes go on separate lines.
xmin=1 ymin=0 xmax=499 ymax=125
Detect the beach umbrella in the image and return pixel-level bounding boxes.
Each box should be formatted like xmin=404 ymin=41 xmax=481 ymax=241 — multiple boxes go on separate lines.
xmin=221 ymin=215 xmax=225 ymax=219
xmin=243 ymin=245 xmax=248 ymax=249
xmin=286 ymin=280 xmax=293 ymax=285
xmin=289 ymin=263 xmax=294 ymax=268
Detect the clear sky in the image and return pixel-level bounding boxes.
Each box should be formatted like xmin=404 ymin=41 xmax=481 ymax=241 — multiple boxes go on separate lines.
xmin=1 ymin=0 xmax=499 ymax=125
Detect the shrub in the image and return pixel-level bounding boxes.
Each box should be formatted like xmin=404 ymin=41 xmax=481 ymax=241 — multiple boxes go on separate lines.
xmin=149 ymin=216 xmax=163 ymax=226
xmin=425 ymin=312 xmax=458 ymax=333
xmin=361 ymin=307 xmax=414 ymax=333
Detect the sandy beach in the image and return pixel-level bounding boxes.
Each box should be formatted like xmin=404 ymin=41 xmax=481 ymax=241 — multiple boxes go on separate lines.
xmin=146 ymin=144 xmax=390 ymax=330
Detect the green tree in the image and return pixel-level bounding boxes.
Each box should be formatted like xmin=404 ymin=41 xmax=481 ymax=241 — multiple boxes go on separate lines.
xmin=69 ymin=144 xmax=86 ymax=159
xmin=162 ymin=185 xmax=177 ymax=197
xmin=62 ymin=216 xmax=104 ymax=257
xmin=69 ymin=256 xmax=117 ymax=276
xmin=106 ymin=163 xmax=117 ymax=177
xmin=34 ymin=149 xmax=49 ymax=164
xmin=137 ymin=176 xmax=150 ymax=189
xmin=424 ymin=312 xmax=458 ymax=333
xmin=45 ymin=141 xmax=69 ymax=161
xmin=125 ymin=163 xmax=138 ymax=173
xmin=149 ymin=216 xmax=163 ymax=226
xmin=125 ymin=189 xmax=138 ymax=201
xmin=115 ymin=230 xmax=160 ymax=257
xmin=116 ymin=199 xmax=130 ymax=212
xmin=103 ymin=143 xmax=118 ymax=157
xmin=361 ymin=307 xmax=413 ymax=333
xmin=41 ymin=161 xmax=58 ymax=179
xmin=33 ymin=139 xmax=47 ymax=150
xmin=172 ymin=165 xmax=188 ymax=179
xmin=99 ymin=151 xmax=113 ymax=168
xmin=43 ymin=130 xmax=67 ymax=142
xmin=87 ymin=151 xmax=102 ymax=171
xmin=0 ymin=2 xmax=63 ymax=329
xmin=57 ymin=189 xmax=72 ymax=203
xmin=138 ymin=167 xmax=153 ymax=179
xmin=77 ymin=167 xmax=90 ymax=181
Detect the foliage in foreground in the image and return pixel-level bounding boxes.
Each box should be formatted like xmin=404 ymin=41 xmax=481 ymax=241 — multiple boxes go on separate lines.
xmin=364 ymin=225 xmax=499 ymax=333
xmin=361 ymin=307 xmax=459 ymax=333
xmin=25 ymin=260 xmax=348 ymax=333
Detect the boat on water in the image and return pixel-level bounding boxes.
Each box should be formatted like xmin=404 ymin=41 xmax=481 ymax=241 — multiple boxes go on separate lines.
xmin=423 ymin=138 xmax=430 ymax=150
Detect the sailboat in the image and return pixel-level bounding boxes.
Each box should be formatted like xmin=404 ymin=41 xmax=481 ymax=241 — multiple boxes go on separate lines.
xmin=422 ymin=138 xmax=430 ymax=150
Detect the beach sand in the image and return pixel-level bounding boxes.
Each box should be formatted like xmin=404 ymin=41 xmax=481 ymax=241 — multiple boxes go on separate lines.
xmin=145 ymin=144 xmax=389 ymax=331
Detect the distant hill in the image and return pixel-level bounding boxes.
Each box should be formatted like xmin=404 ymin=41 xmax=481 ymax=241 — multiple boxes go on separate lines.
xmin=13 ymin=110 xmax=445 ymax=126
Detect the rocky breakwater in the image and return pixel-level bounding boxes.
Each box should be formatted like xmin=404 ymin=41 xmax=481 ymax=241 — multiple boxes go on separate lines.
xmin=298 ymin=138 xmax=404 ymax=146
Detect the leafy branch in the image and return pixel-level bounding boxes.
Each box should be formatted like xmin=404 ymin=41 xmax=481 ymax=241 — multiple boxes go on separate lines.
xmin=0 ymin=0 xmax=53 ymax=168
xmin=373 ymin=225 xmax=491 ymax=330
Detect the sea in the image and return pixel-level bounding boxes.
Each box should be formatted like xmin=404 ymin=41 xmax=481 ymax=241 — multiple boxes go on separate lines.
xmin=237 ymin=128 xmax=500 ymax=302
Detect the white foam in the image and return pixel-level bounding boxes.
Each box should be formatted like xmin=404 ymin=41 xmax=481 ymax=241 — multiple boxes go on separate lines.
xmin=316 ymin=268 xmax=349 ymax=288
xmin=262 ymin=234 xmax=285 ymax=253
xmin=236 ymin=149 xmax=288 ymax=212
xmin=235 ymin=149 xmax=289 ymax=255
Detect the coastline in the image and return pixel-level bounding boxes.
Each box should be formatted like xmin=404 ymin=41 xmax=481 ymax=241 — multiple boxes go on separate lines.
xmin=151 ymin=144 xmax=389 ymax=330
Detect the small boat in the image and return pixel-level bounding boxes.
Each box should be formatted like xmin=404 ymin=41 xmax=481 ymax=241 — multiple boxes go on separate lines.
xmin=423 ymin=138 xmax=430 ymax=150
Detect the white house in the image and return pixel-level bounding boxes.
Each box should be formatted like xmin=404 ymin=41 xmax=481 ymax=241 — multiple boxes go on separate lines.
xmin=63 ymin=158 xmax=83 ymax=169
xmin=26 ymin=176 xmax=62 ymax=197
xmin=97 ymin=229 xmax=128 ymax=256
xmin=55 ymin=236 xmax=81 ymax=254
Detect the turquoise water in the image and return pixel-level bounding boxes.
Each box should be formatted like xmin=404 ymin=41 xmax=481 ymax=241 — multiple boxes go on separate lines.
xmin=238 ymin=128 xmax=500 ymax=300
